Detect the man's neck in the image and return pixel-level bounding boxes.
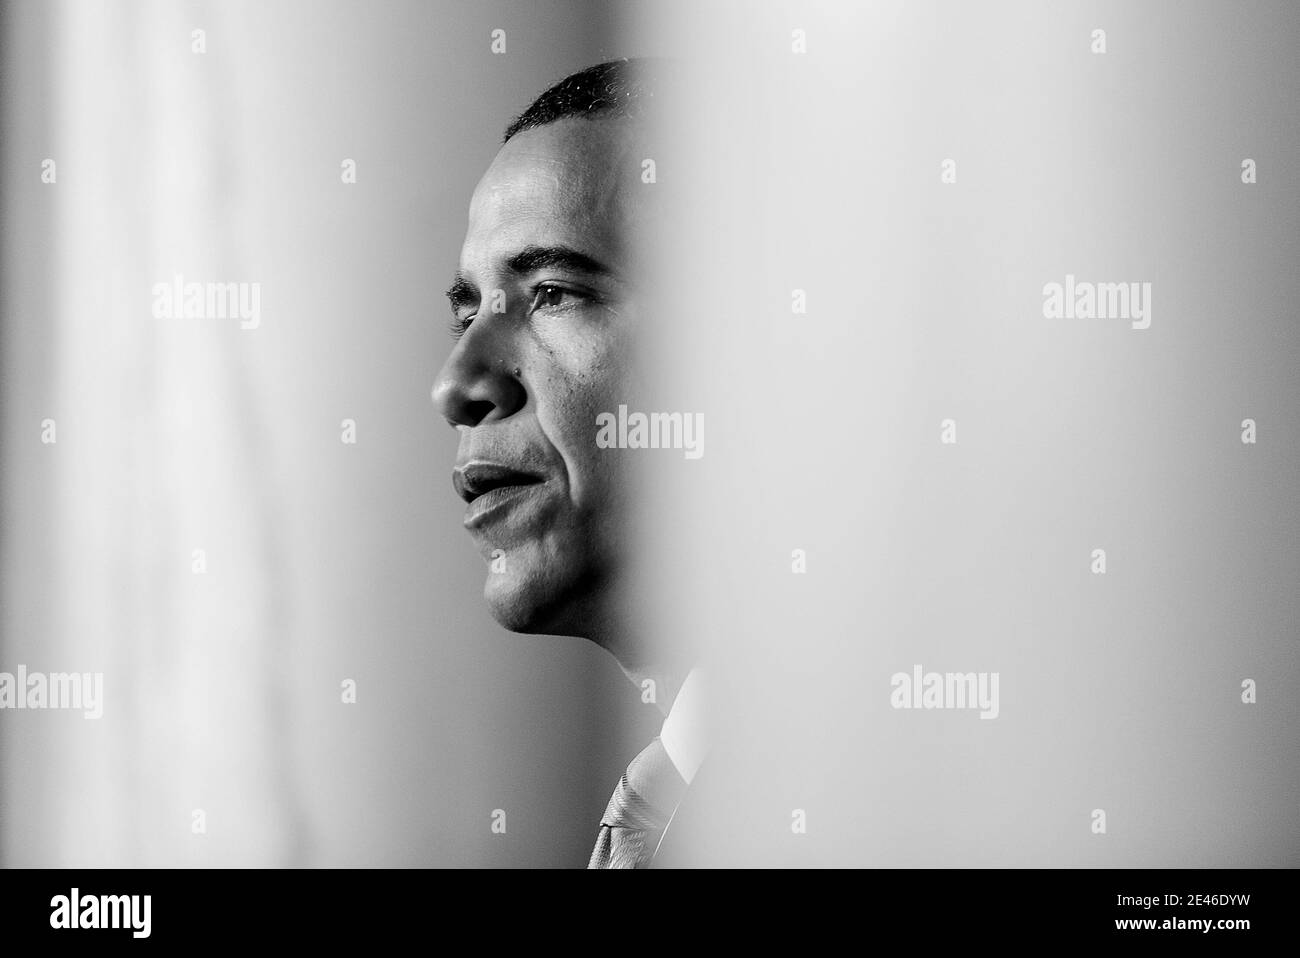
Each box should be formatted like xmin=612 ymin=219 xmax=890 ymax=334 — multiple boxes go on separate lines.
xmin=618 ymin=662 xmax=685 ymax=719
xmin=581 ymin=592 xmax=690 ymax=718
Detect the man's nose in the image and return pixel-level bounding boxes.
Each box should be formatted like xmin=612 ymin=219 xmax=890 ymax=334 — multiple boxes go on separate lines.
xmin=432 ymin=321 xmax=527 ymax=428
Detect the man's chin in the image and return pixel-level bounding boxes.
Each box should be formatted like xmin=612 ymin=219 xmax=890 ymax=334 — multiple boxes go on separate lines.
xmin=483 ymin=571 xmax=555 ymax=634
xmin=482 ymin=568 xmax=601 ymax=638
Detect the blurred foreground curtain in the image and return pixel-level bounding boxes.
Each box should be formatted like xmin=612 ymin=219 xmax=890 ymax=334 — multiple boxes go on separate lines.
xmin=1 ymin=0 xmax=301 ymax=866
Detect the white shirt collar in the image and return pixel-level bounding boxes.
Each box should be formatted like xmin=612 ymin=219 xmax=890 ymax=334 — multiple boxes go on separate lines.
xmin=658 ymin=667 xmax=707 ymax=785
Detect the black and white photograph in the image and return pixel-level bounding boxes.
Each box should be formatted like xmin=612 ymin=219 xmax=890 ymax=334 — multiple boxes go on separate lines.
xmin=0 ymin=0 xmax=1295 ymax=942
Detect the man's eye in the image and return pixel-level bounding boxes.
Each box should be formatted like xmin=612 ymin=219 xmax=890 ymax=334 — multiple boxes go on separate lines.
xmin=530 ymin=284 xmax=583 ymax=311
xmin=450 ymin=313 xmax=475 ymax=340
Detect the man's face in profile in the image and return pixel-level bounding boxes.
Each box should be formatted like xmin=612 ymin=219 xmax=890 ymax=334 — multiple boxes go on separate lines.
xmin=434 ymin=116 xmax=645 ymax=639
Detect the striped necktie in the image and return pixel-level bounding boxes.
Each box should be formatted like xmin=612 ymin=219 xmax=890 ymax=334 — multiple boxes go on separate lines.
xmin=588 ymin=736 xmax=687 ymax=869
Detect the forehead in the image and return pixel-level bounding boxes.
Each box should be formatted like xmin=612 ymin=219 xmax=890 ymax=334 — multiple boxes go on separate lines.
xmin=462 ymin=117 xmax=641 ymax=276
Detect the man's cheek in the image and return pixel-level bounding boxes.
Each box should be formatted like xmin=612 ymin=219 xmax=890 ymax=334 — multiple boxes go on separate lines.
xmin=533 ymin=314 xmax=613 ymax=370
xmin=537 ymin=395 xmax=614 ymax=496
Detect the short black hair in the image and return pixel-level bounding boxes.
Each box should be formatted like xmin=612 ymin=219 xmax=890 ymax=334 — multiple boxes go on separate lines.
xmin=502 ymin=58 xmax=657 ymax=144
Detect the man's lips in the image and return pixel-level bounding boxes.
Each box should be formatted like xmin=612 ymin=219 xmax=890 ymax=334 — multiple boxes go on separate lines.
xmin=453 ymin=461 xmax=546 ymax=530
xmin=453 ymin=461 xmax=545 ymax=503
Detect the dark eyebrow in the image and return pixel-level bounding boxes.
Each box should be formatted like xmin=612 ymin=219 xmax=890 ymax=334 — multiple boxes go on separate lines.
xmin=444 ymin=276 xmax=478 ymax=315
xmin=504 ymin=244 xmax=615 ymax=279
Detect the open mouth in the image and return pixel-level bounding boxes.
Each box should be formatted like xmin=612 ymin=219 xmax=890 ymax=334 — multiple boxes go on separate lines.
xmin=452 ymin=461 xmax=545 ymax=504
xmin=453 ymin=461 xmax=546 ymax=530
